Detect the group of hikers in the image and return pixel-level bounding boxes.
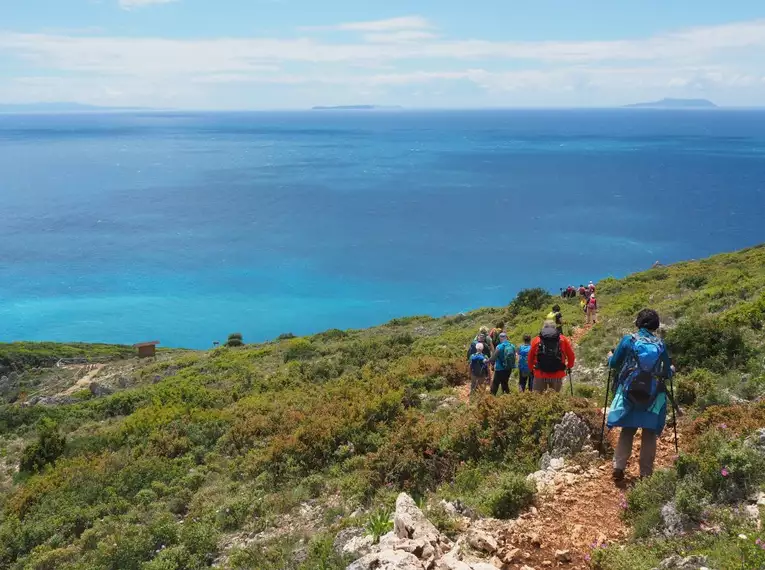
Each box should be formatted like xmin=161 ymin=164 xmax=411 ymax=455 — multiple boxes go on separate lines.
xmin=467 ymin=317 xmax=576 ymax=397
xmin=466 ymin=285 xmax=675 ymax=482
xmin=560 ymin=282 xmax=599 ymax=325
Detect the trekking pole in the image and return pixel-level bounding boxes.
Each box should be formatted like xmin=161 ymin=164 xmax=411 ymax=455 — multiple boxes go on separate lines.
xmin=599 ymin=368 xmax=613 ymax=456
xmin=669 ymin=376 xmax=679 ymax=454
xmin=568 ymin=369 xmax=574 ymax=397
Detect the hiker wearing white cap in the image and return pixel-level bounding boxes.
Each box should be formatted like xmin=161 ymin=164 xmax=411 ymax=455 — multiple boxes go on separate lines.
xmin=468 ymin=343 xmax=490 ymax=396
xmin=586 ymin=293 xmax=598 ymax=325
xmin=489 ymin=332 xmax=516 ymax=395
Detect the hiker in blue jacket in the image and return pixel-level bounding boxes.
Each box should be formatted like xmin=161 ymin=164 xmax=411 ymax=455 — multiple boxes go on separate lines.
xmin=517 ymin=335 xmax=533 ymax=392
xmin=489 ymin=332 xmax=516 ymax=395
xmin=607 ymin=309 xmax=674 ymax=481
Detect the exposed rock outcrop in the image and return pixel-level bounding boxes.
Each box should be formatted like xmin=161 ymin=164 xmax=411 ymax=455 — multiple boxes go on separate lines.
xmin=89 ymin=382 xmax=113 ymax=397
xmin=653 ymin=554 xmax=712 ymax=570
xmin=347 ymin=493 xmax=505 ymax=570
xmin=334 ymin=527 xmax=374 ymax=558
xmin=348 ymin=549 xmax=424 ymax=570
xmin=539 ymin=412 xmax=593 ymax=470
xmin=529 ymin=413 xmax=597 ymax=494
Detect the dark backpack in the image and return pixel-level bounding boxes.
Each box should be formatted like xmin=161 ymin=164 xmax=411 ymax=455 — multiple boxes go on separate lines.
xmin=536 ymin=326 xmax=566 ymax=373
xmin=619 ymin=334 xmax=665 ymax=408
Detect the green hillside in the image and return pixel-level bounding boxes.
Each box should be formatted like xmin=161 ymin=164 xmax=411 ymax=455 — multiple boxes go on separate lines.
xmin=1 ymin=245 xmax=765 ymax=570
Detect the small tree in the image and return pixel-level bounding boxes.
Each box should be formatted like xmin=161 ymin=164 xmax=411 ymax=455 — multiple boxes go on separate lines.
xmin=226 ymin=333 xmax=244 ymax=347
xmin=509 ymin=288 xmax=551 ymax=315
xmin=20 ymin=417 xmax=66 ymax=474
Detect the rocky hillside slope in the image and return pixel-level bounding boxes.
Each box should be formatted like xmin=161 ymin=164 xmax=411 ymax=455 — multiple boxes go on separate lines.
xmin=1 ymin=244 xmax=764 ymax=570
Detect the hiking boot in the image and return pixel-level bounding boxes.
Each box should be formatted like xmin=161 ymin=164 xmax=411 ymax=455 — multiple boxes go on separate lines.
xmin=612 ymin=468 xmax=625 ymax=481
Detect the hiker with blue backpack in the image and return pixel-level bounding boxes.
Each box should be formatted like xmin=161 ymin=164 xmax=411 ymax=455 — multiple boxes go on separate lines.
xmin=489 ymin=332 xmax=516 ymax=395
xmin=517 ymin=335 xmax=534 ymax=392
xmin=469 ymin=343 xmax=490 ymax=396
xmin=605 ymin=309 xmax=675 ymax=481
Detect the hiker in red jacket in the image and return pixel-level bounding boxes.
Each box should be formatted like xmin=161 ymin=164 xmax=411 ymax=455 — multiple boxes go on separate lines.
xmin=528 ymin=321 xmax=576 ymax=393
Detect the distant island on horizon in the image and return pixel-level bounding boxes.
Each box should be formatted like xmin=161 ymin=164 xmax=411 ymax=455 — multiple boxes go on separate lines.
xmin=311 ymin=105 xmax=404 ymax=111
xmin=624 ymin=98 xmax=718 ymax=109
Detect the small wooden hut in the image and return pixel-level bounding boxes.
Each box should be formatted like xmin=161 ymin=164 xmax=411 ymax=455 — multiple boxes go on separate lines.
xmin=133 ymin=340 xmax=160 ymax=358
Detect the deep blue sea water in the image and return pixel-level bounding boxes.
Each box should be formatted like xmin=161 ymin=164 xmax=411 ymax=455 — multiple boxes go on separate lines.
xmin=1 ymin=109 xmax=764 ymax=348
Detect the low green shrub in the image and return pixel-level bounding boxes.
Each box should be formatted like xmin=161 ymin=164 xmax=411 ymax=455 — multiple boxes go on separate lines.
xmin=678 ymin=432 xmax=765 ymax=503
xmin=283 ymin=338 xmax=317 ymax=362
xmin=689 ymin=402 xmax=765 ymax=440
xmin=665 ymin=318 xmax=751 ymax=373
xmin=735 ymin=375 xmax=765 ymax=401
xmin=674 ymin=376 xmax=697 ymax=406
xmin=19 ymin=417 xmax=66 ymax=474
xmin=229 ymin=533 xmax=348 ymax=570
xmin=673 ymin=474 xmax=710 ymax=522
xmin=679 ymin=274 xmax=708 ymax=290
xmin=426 ymin=502 xmax=463 ymax=539
xmin=675 ymin=369 xmax=730 ymax=410
xmin=723 ymin=291 xmax=765 ymax=330
xmin=575 ymin=384 xmax=596 ymax=399
xmin=625 ymin=469 xmax=678 ymax=538
xmin=625 ymin=430 xmax=765 ymax=541
xmin=481 ymin=472 xmax=534 ymax=519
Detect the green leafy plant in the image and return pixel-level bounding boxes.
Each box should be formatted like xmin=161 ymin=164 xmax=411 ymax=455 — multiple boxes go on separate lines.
xmin=365 ymin=508 xmax=393 ymax=544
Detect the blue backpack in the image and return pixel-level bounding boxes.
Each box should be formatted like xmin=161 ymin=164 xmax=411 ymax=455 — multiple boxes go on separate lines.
xmin=499 ymin=342 xmax=516 ymax=370
xmin=618 ymin=334 xmax=666 ymax=408
xmin=518 ymin=345 xmax=531 ymax=373
xmin=470 ymin=353 xmax=488 ymax=376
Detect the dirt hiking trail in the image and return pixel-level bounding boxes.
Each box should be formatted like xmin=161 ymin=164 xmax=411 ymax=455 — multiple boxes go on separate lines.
xmin=497 ymin=428 xmax=680 ymax=569
xmin=62 ymin=364 xmax=105 ymax=395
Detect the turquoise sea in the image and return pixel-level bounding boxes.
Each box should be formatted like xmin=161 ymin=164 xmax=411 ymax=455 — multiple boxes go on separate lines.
xmin=1 ymin=109 xmax=764 ymax=348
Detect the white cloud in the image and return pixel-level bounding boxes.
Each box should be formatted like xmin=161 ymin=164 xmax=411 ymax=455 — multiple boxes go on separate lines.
xmin=302 ymin=16 xmax=432 ymax=33
xmin=362 ymin=31 xmax=439 ymax=44
xmin=119 ymin=0 xmax=178 ymax=10
xmin=2 ymin=17 xmax=765 ymax=107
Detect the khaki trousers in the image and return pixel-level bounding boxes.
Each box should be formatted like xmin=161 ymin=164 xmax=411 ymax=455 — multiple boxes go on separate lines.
xmin=613 ymin=427 xmax=658 ymax=478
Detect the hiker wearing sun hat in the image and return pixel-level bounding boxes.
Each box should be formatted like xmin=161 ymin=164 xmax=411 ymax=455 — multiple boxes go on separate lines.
xmin=469 ymin=343 xmax=490 ymax=396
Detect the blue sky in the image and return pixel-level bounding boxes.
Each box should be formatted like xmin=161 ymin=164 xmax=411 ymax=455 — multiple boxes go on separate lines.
xmin=2 ymin=0 xmax=765 ymax=109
